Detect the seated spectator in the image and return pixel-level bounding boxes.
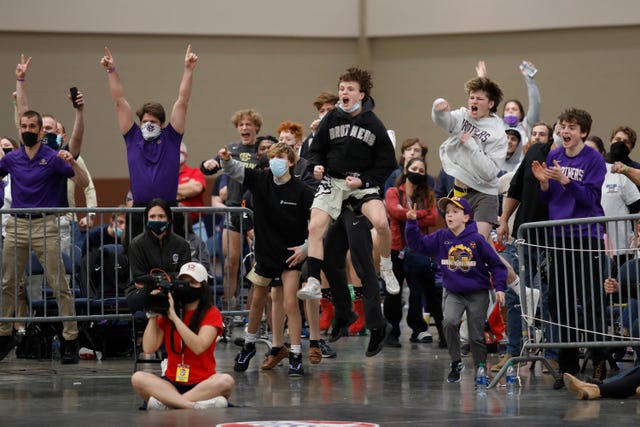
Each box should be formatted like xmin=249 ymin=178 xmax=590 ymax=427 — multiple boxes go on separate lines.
xmin=80 ymin=208 xmax=126 ymax=256
xmin=131 ymin=261 xmax=235 ymax=410
xmin=126 ymin=199 xmax=191 ymax=314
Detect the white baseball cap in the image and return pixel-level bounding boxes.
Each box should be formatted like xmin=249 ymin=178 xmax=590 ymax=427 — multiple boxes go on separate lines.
xmin=178 ymin=262 xmax=209 ymax=283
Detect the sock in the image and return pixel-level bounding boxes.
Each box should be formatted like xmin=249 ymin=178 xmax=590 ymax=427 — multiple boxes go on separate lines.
xmin=380 ymin=256 xmax=392 ymax=269
xmin=353 ymin=286 xmax=363 ymax=300
xmin=321 ymin=288 xmax=332 ymax=301
xmin=508 ymin=277 xmax=520 ymax=289
xmin=307 ymin=257 xmax=323 ymax=280
xmin=291 ymin=344 xmax=301 ymax=355
xmin=244 ymin=332 xmax=257 ymax=344
xmin=309 ymin=340 xmax=319 ymax=348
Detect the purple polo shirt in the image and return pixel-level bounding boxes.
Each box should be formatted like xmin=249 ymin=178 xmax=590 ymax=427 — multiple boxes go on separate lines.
xmin=0 ymin=144 xmax=74 ymax=208
xmin=124 ymin=123 xmax=182 ymax=204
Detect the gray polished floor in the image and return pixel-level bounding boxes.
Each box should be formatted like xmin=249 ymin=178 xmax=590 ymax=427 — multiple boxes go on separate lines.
xmin=0 ymin=324 xmax=639 ymax=427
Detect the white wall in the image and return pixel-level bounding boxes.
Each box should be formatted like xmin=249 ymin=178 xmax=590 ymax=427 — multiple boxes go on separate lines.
xmin=2 ymin=0 xmax=640 ymax=37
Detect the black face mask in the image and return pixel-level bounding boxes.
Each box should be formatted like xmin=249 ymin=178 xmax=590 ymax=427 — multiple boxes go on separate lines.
xmin=2 ymin=148 xmax=12 ymax=155
xmin=610 ymin=141 xmax=631 ymax=161
xmin=180 ymin=286 xmax=202 ymax=304
xmin=406 ymin=171 xmax=426 ymax=186
xmin=21 ymin=132 xmax=39 ymax=148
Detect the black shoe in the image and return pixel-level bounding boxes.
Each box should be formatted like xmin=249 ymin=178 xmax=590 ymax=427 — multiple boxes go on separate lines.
xmin=234 ymin=342 xmax=256 ymax=372
xmin=438 ymin=336 xmax=448 ymax=349
xmin=62 ymin=338 xmax=79 ymax=364
xmin=553 ymin=375 xmax=565 ymax=390
xmin=366 ymin=324 xmax=391 ymax=357
xmin=288 ymin=352 xmax=304 ymax=377
xmin=384 ymin=333 xmax=402 ymax=348
xmin=447 ymin=360 xmax=464 ymax=383
xmin=0 ymin=335 xmax=16 ymax=361
xmin=329 ymin=311 xmax=358 ymax=343
xmin=593 ymin=359 xmax=607 ymax=383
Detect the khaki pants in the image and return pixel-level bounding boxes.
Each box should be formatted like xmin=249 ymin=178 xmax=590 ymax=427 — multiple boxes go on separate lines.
xmin=1 ymin=216 xmax=78 ymax=340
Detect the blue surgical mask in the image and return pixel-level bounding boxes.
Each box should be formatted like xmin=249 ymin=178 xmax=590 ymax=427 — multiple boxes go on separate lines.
xmin=269 ymin=158 xmax=289 ymax=178
xmin=44 ymin=132 xmax=61 ymax=150
xmin=338 ymin=102 xmax=361 ymax=114
xmin=114 ymin=226 xmax=123 ymax=239
xmin=146 ymin=220 xmax=169 ymax=235
xmin=503 ymin=114 xmax=519 ymax=127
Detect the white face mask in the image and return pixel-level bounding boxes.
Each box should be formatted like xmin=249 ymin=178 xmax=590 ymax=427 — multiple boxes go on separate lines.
xmin=179 ymin=154 xmax=186 ymax=164
xmin=141 ymin=121 xmax=161 ymax=141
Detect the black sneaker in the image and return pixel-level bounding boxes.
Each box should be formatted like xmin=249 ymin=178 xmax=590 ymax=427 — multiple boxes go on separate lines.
xmin=319 ymin=339 xmax=337 ymax=358
xmin=384 ymin=333 xmax=402 ymax=348
xmin=366 ymin=324 xmax=391 ymax=357
xmin=288 ymin=352 xmax=304 ymax=377
xmin=234 ymin=342 xmax=256 ymax=372
xmin=593 ymin=359 xmax=607 ymax=383
xmin=447 ymin=360 xmax=464 ymax=383
xmin=553 ymin=374 xmax=565 ymax=390
xmin=0 ymin=335 xmax=16 ymax=361
xmin=328 ymin=311 xmax=358 ymax=343
xmin=62 ymin=338 xmax=79 ymax=364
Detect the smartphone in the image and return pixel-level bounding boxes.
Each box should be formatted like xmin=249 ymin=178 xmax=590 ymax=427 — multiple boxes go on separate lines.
xmin=520 ymin=61 xmax=537 ymax=78
xmin=70 ymin=86 xmax=79 ymax=108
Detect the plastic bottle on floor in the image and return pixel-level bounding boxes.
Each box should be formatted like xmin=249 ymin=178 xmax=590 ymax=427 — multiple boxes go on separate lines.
xmin=505 ymin=361 xmax=517 ymax=396
xmin=475 ymin=363 xmax=487 ymax=397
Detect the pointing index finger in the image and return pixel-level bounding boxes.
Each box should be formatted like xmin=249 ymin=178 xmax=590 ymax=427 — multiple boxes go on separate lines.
xmin=104 ymin=46 xmax=112 ymax=58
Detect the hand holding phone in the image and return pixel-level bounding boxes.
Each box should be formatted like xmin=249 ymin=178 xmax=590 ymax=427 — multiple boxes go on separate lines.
xmin=70 ymin=86 xmax=79 ymax=108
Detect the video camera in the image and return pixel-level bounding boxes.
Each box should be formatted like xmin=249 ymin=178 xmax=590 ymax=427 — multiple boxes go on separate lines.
xmin=136 ymin=272 xmax=191 ymax=314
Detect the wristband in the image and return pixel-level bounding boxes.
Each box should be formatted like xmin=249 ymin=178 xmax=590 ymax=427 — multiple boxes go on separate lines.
xmin=16 ymin=78 xmax=25 ymax=82
xmin=625 ymin=165 xmax=630 ymax=173
xmin=106 ymin=67 xmax=116 ymax=73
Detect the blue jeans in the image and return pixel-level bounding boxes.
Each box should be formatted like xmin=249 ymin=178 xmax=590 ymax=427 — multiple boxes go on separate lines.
xmin=502 ymin=243 xmax=559 ymax=360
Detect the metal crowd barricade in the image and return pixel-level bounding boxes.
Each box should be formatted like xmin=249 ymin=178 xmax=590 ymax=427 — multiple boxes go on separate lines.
xmin=489 ymin=214 xmax=640 ymax=388
xmin=0 ymin=206 xmax=253 ymax=348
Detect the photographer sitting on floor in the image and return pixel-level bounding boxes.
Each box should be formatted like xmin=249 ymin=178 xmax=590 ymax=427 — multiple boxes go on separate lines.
xmin=131 ymin=261 xmax=235 ymax=410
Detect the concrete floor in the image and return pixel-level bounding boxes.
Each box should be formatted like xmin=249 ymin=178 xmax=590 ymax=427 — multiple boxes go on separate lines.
xmin=0 ymin=324 xmax=639 ymax=427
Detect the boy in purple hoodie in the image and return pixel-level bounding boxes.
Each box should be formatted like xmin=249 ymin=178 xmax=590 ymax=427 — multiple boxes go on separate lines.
xmin=405 ymin=196 xmax=506 ymax=383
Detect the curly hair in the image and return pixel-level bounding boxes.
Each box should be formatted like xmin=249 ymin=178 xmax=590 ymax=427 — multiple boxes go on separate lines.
xmin=231 ymin=109 xmax=263 ymax=132
xmin=465 ymin=77 xmax=503 ymax=114
xmin=339 ymin=67 xmax=373 ymax=98
xmin=558 ymin=108 xmax=592 ymax=139
xmin=276 ymin=121 xmax=304 ymax=142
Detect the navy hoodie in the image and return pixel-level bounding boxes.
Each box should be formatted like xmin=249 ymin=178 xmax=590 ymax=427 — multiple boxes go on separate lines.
xmin=405 ymin=219 xmax=507 ymax=294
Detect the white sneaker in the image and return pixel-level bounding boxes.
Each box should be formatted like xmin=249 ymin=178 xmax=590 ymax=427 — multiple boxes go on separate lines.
xmin=147 ymin=396 xmax=169 ymax=410
xmin=380 ymin=264 xmax=399 ymax=295
xmin=297 ymin=277 xmax=322 ymax=300
xmin=193 ymin=396 xmax=228 ymax=410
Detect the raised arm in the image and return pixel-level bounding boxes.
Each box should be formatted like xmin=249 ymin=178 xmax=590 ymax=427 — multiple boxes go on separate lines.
xmin=67 ymin=89 xmax=85 ymax=157
xmin=15 ymin=54 xmax=31 ymax=119
xmin=520 ymin=61 xmax=541 ymax=131
xmin=170 ymin=45 xmax=198 ymax=135
xmin=100 ymin=47 xmax=135 ymax=135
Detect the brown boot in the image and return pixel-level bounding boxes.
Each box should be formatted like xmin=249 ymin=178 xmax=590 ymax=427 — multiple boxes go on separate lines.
xmin=563 ymin=373 xmax=601 ymax=400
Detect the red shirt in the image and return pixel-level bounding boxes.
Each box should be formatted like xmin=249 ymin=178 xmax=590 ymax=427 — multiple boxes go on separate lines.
xmin=178 ymin=164 xmax=206 ymax=222
xmin=157 ymin=306 xmax=223 ymax=384
xmin=386 ymin=184 xmax=437 ymax=251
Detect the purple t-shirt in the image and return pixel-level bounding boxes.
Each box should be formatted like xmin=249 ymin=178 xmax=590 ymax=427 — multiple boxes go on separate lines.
xmin=0 ymin=145 xmax=74 ymax=208
xmin=124 ymin=123 xmax=182 ymax=204
xmin=538 ymin=145 xmax=606 ymax=239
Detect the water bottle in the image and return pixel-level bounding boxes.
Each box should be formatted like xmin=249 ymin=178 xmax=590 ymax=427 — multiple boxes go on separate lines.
xmin=505 ymin=361 xmax=517 ymax=396
xmin=51 ymin=334 xmax=61 ymax=361
xmin=476 ymin=363 xmax=488 ymax=396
